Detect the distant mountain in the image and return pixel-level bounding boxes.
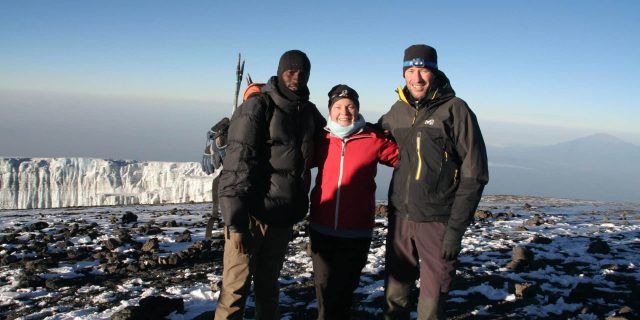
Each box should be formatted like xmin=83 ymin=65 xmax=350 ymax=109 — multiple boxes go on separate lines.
xmin=485 ymin=133 xmax=640 ymax=202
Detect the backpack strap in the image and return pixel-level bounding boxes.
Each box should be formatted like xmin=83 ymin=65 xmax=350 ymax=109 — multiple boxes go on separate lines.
xmin=256 ymin=92 xmax=275 ymax=144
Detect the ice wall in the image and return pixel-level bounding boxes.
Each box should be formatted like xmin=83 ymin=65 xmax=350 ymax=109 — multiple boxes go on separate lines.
xmin=0 ymin=158 xmax=213 ymax=209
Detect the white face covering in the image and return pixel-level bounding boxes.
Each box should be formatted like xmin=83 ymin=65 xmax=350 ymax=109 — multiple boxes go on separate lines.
xmin=326 ymin=114 xmax=366 ymax=139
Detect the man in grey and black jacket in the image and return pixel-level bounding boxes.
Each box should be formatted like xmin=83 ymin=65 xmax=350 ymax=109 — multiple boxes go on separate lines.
xmin=378 ymin=44 xmax=489 ymax=320
xmin=214 ymin=50 xmax=325 ymax=320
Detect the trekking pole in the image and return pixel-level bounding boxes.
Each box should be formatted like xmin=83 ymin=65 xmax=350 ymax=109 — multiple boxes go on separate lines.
xmin=233 ymin=53 xmax=245 ymax=113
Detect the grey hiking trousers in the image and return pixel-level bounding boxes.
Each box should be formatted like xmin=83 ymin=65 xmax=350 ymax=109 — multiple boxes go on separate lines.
xmin=384 ymin=214 xmax=456 ymax=320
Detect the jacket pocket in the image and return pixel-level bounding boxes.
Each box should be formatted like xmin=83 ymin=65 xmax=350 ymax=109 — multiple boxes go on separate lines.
xmin=411 ymin=126 xmax=461 ymax=201
xmin=436 ymin=148 xmax=460 ymax=197
xmin=415 ymin=127 xmax=445 ymax=187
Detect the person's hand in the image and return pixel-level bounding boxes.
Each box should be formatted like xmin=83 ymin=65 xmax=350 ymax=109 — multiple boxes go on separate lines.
xmin=441 ymin=231 xmax=462 ymax=261
xmin=229 ymin=231 xmax=252 ymax=254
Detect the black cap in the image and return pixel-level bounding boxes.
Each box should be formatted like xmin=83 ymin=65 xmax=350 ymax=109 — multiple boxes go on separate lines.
xmin=328 ymin=84 xmax=359 ymax=109
xmin=403 ymin=44 xmax=438 ymax=74
xmin=277 ymin=50 xmax=311 ymax=76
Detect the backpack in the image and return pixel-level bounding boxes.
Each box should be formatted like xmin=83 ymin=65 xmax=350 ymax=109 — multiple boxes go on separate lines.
xmin=201 ymin=82 xmax=265 ymax=175
xmin=201 ymin=82 xmax=272 ymax=239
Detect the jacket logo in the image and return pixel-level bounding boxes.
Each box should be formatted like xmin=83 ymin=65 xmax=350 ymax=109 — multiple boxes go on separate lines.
xmin=424 ymin=119 xmax=435 ymax=126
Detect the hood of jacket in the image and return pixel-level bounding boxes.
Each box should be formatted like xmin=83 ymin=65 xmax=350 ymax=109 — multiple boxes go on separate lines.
xmin=263 ymin=76 xmax=310 ymax=113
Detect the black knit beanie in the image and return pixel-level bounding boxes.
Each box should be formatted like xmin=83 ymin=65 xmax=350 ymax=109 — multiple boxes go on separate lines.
xmin=277 ymin=50 xmax=311 ymax=76
xmin=328 ymin=84 xmax=359 ymax=109
xmin=403 ymin=44 xmax=438 ymax=74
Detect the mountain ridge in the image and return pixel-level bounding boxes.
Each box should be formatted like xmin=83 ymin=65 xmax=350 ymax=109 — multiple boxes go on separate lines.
xmin=485 ymin=133 xmax=639 ymax=203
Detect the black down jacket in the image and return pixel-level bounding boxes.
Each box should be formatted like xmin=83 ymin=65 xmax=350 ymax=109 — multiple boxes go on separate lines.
xmin=218 ymin=76 xmax=325 ymax=232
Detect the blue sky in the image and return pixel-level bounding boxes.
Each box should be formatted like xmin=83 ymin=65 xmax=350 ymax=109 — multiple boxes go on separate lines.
xmin=1 ymin=1 xmax=639 ymax=161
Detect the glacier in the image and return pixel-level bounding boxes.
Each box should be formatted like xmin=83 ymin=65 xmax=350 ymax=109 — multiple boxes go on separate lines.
xmin=0 ymin=158 xmax=213 ymax=209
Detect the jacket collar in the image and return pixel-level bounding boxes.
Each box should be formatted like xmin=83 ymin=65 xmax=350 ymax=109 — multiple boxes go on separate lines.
xmin=264 ymin=76 xmax=309 ymax=113
xmin=397 ymin=70 xmax=455 ymax=110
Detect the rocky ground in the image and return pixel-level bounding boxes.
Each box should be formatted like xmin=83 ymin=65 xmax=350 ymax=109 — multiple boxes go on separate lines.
xmin=0 ymin=195 xmax=639 ymax=319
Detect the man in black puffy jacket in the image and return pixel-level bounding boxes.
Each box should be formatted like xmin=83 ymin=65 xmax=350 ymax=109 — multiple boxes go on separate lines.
xmin=214 ymin=50 xmax=325 ymax=320
xmin=378 ymin=44 xmax=489 ymax=320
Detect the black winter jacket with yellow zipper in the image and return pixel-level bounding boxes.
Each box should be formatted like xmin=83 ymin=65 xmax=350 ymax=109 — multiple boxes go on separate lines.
xmin=378 ymin=72 xmax=489 ymax=240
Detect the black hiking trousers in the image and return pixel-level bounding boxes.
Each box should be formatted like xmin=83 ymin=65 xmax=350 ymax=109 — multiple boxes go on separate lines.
xmin=310 ymin=228 xmax=372 ymax=320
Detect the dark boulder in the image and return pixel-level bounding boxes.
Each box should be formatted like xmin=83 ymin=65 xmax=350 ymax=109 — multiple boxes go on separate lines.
xmin=1 ymin=254 xmax=18 ymax=265
xmin=110 ymin=296 xmax=185 ymax=319
xmin=531 ymin=235 xmax=552 ymax=244
xmin=587 ymin=239 xmax=610 ymax=254
xmin=524 ymin=214 xmax=545 ymax=226
xmin=506 ymin=246 xmax=534 ymax=271
xmin=175 ymin=232 xmax=191 ymax=243
xmin=27 ymin=221 xmax=49 ymax=231
xmin=164 ymin=220 xmax=178 ymax=228
xmin=103 ymin=238 xmax=122 ymax=251
xmin=121 ymin=211 xmax=138 ymax=224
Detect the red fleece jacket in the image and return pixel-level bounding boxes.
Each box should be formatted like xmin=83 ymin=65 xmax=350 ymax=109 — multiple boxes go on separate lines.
xmin=310 ymin=126 xmax=399 ymax=230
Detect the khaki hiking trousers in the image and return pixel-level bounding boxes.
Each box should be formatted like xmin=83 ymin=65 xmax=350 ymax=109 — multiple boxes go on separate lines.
xmin=214 ymin=217 xmax=293 ymax=320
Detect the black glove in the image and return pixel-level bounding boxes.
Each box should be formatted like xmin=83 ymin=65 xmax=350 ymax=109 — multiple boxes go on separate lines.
xmin=441 ymin=230 xmax=463 ymax=261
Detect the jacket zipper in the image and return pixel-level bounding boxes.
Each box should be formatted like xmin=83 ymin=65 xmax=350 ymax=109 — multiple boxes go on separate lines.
xmin=415 ymin=131 xmax=422 ymax=180
xmin=435 ymin=148 xmax=446 ymax=189
xmin=334 ymin=140 xmax=346 ymax=229
xmin=405 ymin=105 xmax=420 ymax=206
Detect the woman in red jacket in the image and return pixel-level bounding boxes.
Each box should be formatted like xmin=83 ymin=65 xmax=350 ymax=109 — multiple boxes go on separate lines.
xmin=309 ymin=84 xmax=399 ymax=320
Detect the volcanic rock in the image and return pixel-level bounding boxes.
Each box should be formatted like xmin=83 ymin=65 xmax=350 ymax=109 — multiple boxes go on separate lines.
xmin=475 ymin=209 xmax=492 ymax=220
xmin=116 ymin=229 xmax=134 ymax=243
xmin=1 ymin=254 xmax=18 ymax=265
xmin=142 ymin=238 xmax=159 ymax=252
xmin=27 ymin=221 xmax=49 ymax=231
xmin=588 ymin=239 xmax=611 ymax=254
xmin=164 ymin=220 xmax=178 ymax=228
xmin=45 ymin=277 xmax=86 ymax=290
xmin=514 ymin=282 xmax=539 ymax=298
xmin=103 ymin=238 xmax=122 ymax=251
xmin=175 ymin=232 xmax=191 ymax=243
xmin=121 ymin=211 xmax=138 ymax=224
xmin=375 ymin=204 xmax=389 ymax=218
xmin=140 ymin=225 xmax=162 ymax=235
xmin=606 ymin=306 xmax=638 ymax=320
xmin=111 ymin=306 xmax=141 ymax=320
xmin=531 ymin=235 xmax=553 ymax=244
xmin=567 ymin=282 xmax=597 ymax=303
xmin=111 ymin=295 xmax=184 ymax=319
xmin=17 ymin=273 xmax=45 ymax=289
xmin=0 ymin=233 xmax=17 ymax=244
xmin=506 ymin=246 xmax=534 ymax=271
xmin=524 ymin=214 xmax=545 ymax=226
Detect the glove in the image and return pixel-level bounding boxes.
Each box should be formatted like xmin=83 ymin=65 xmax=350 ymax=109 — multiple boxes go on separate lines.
xmin=441 ymin=230 xmax=463 ymax=261
xmin=229 ymin=231 xmax=253 ymax=254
